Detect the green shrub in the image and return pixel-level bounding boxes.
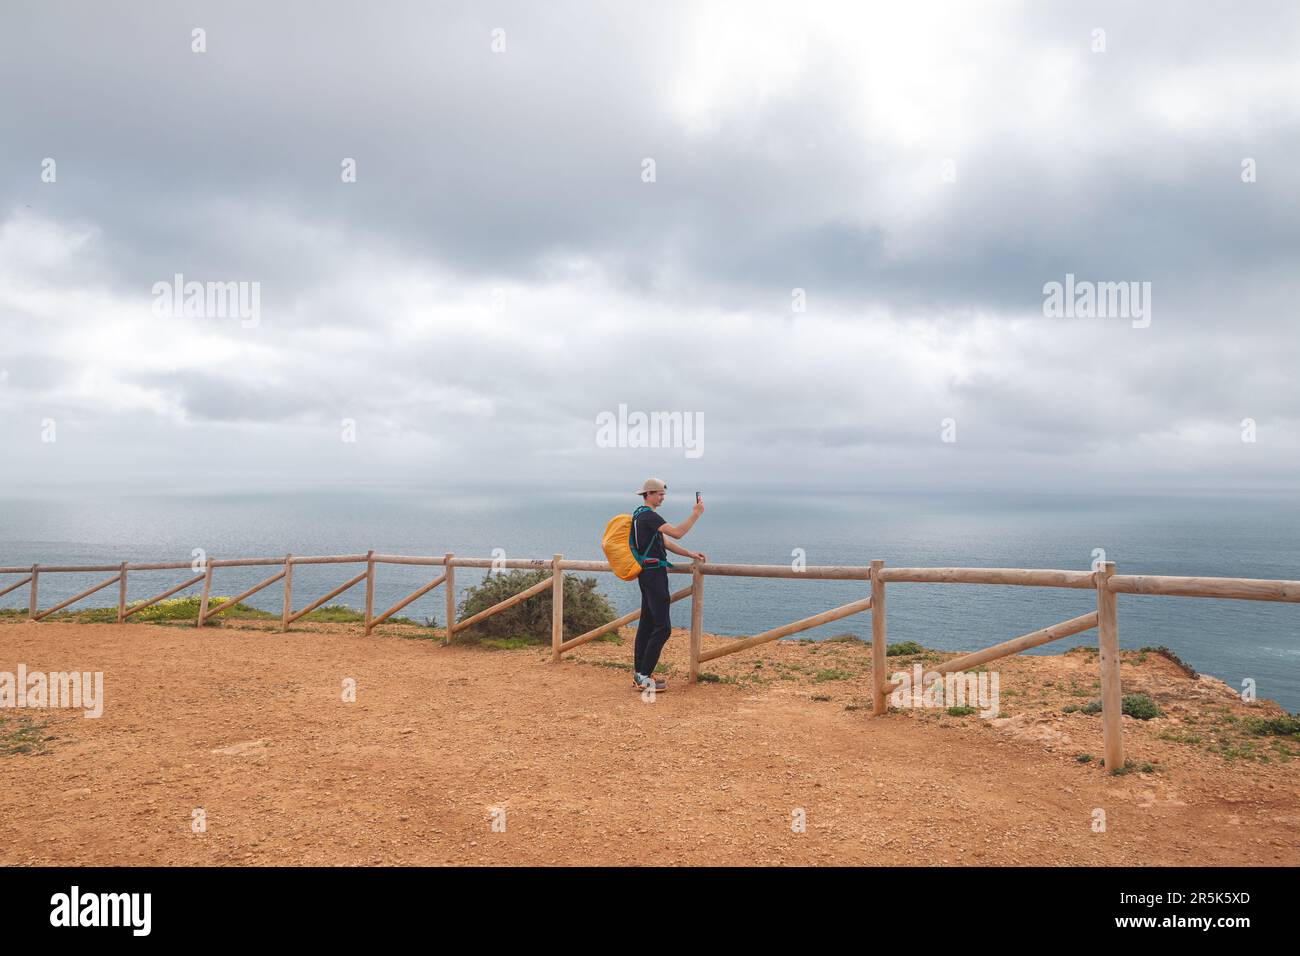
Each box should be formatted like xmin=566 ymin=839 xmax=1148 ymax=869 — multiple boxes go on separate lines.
xmin=1122 ymin=693 xmax=1163 ymax=720
xmin=1138 ymin=645 xmax=1199 ymax=679
xmin=454 ymin=570 xmax=615 ymax=644
xmin=1245 ymin=715 xmax=1300 ymax=739
xmin=1078 ymin=695 xmax=1163 ymax=720
xmin=947 ymin=706 xmax=977 ymax=717
xmin=887 ymin=641 xmax=924 ymax=656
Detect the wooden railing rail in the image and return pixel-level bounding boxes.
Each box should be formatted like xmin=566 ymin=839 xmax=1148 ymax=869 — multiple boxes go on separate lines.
xmin=7 ymin=553 xmax=1300 ymax=771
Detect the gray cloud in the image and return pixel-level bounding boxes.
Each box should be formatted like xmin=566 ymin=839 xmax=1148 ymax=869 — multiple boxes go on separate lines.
xmin=1 ymin=0 xmax=1298 ymax=496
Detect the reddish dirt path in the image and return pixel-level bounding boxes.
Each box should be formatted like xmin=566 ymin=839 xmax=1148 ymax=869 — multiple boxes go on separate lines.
xmin=1 ymin=619 xmax=1296 ymax=865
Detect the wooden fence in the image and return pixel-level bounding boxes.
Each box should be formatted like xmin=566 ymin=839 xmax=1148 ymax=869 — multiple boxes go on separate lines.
xmin=4 ymin=553 xmax=1299 ymax=771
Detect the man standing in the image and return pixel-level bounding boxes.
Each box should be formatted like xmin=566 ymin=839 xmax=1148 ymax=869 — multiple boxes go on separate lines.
xmin=632 ymin=478 xmax=706 ymax=692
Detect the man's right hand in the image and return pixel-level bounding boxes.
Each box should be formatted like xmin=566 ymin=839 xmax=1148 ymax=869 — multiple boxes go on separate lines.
xmin=692 ymin=498 xmax=705 ymax=517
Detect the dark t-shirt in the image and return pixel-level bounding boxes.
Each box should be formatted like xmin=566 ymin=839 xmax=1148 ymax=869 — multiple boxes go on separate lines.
xmin=632 ymin=508 xmax=667 ymax=562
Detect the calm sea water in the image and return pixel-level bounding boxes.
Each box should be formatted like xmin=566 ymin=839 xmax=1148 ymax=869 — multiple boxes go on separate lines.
xmin=3 ymin=489 xmax=1298 ymax=712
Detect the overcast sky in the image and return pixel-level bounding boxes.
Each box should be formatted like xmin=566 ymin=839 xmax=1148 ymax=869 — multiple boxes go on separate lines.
xmin=2 ymin=0 xmax=1298 ymax=497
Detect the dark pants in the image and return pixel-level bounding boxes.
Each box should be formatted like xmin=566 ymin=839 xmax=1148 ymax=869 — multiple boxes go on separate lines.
xmin=634 ymin=565 xmax=671 ymax=676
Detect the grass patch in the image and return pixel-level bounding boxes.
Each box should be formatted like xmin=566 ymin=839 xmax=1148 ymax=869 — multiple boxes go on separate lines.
xmin=0 ymin=715 xmax=53 ymax=756
xmin=309 ymin=603 xmax=428 ymax=625
xmin=825 ymin=633 xmax=866 ymax=645
xmin=1244 ymin=715 xmax=1300 ymax=739
xmin=396 ymin=628 xmax=445 ymax=642
xmin=1 ymin=595 xmax=386 ymax=626
xmin=480 ymin=637 xmax=538 ymax=650
xmin=946 ymin=705 xmax=977 ymax=717
xmin=1210 ymin=738 xmax=1259 ymax=762
xmin=1157 ymin=728 xmax=1203 ymax=745
xmin=125 ymin=596 xmax=273 ymax=623
xmin=1106 ymin=759 xmax=1156 ymax=776
xmin=812 ymin=668 xmax=852 ymax=683
xmin=11 ymin=595 xmax=271 ymax=624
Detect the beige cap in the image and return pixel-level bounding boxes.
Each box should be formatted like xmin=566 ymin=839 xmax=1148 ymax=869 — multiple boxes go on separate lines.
xmin=637 ymin=477 xmax=667 ymax=496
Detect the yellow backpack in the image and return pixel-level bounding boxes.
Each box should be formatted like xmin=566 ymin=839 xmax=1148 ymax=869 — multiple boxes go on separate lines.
xmin=601 ymin=506 xmax=672 ymax=581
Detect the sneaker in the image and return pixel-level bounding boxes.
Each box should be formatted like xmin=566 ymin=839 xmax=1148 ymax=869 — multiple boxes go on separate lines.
xmin=633 ymin=672 xmax=667 ymax=692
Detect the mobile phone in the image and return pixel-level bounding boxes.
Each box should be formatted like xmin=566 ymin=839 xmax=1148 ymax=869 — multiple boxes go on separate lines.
xmin=695 ymin=491 xmax=701 ymax=502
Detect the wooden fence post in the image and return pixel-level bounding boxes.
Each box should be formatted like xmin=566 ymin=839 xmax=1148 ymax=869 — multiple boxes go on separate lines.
xmin=690 ymin=561 xmax=703 ymax=683
xmin=364 ymin=550 xmax=376 ymax=635
xmin=28 ymin=565 xmax=39 ymax=620
xmin=281 ymin=554 xmax=294 ymax=632
xmin=197 ymin=559 xmax=214 ymax=627
xmin=117 ymin=561 xmax=128 ymax=623
xmin=551 ymin=554 xmax=563 ymax=662
xmin=1097 ymin=560 xmax=1125 ymax=771
xmin=443 ymin=553 xmax=455 ymax=645
xmin=871 ymin=559 xmax=887 ymax=716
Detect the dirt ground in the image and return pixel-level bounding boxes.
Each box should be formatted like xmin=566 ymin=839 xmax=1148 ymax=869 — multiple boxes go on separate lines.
xmin=1 ymin=617 xmax=1297 ymax=866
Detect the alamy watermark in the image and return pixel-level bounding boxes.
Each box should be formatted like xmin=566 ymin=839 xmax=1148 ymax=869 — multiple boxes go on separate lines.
xmin=889 ymin=664 xmax=1000 ymax=718
xmin=1 ymin=664 xmax=104 ymax=718
xmin=152 ymin=273 xmax=260 ymax=328
xmin=595 ymin=403 xmax=703 ymax=458
xmin=1042 ymin=273 xmax=1151 ymax=328
xmin=50 ymin=886 xmax=150 ymax=936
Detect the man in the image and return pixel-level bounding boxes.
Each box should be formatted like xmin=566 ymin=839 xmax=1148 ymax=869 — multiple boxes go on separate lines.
xmin=631 ymin=478 xmax=706 ymax=692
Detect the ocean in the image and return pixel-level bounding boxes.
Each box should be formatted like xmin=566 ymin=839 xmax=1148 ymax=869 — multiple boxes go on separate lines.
xmin=2 ymin=489 xmax=1298 ymax=712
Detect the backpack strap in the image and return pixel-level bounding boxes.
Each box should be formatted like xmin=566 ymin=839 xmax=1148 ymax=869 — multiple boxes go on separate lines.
xmin=629 ymin=506 xmax=673 ymax=570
